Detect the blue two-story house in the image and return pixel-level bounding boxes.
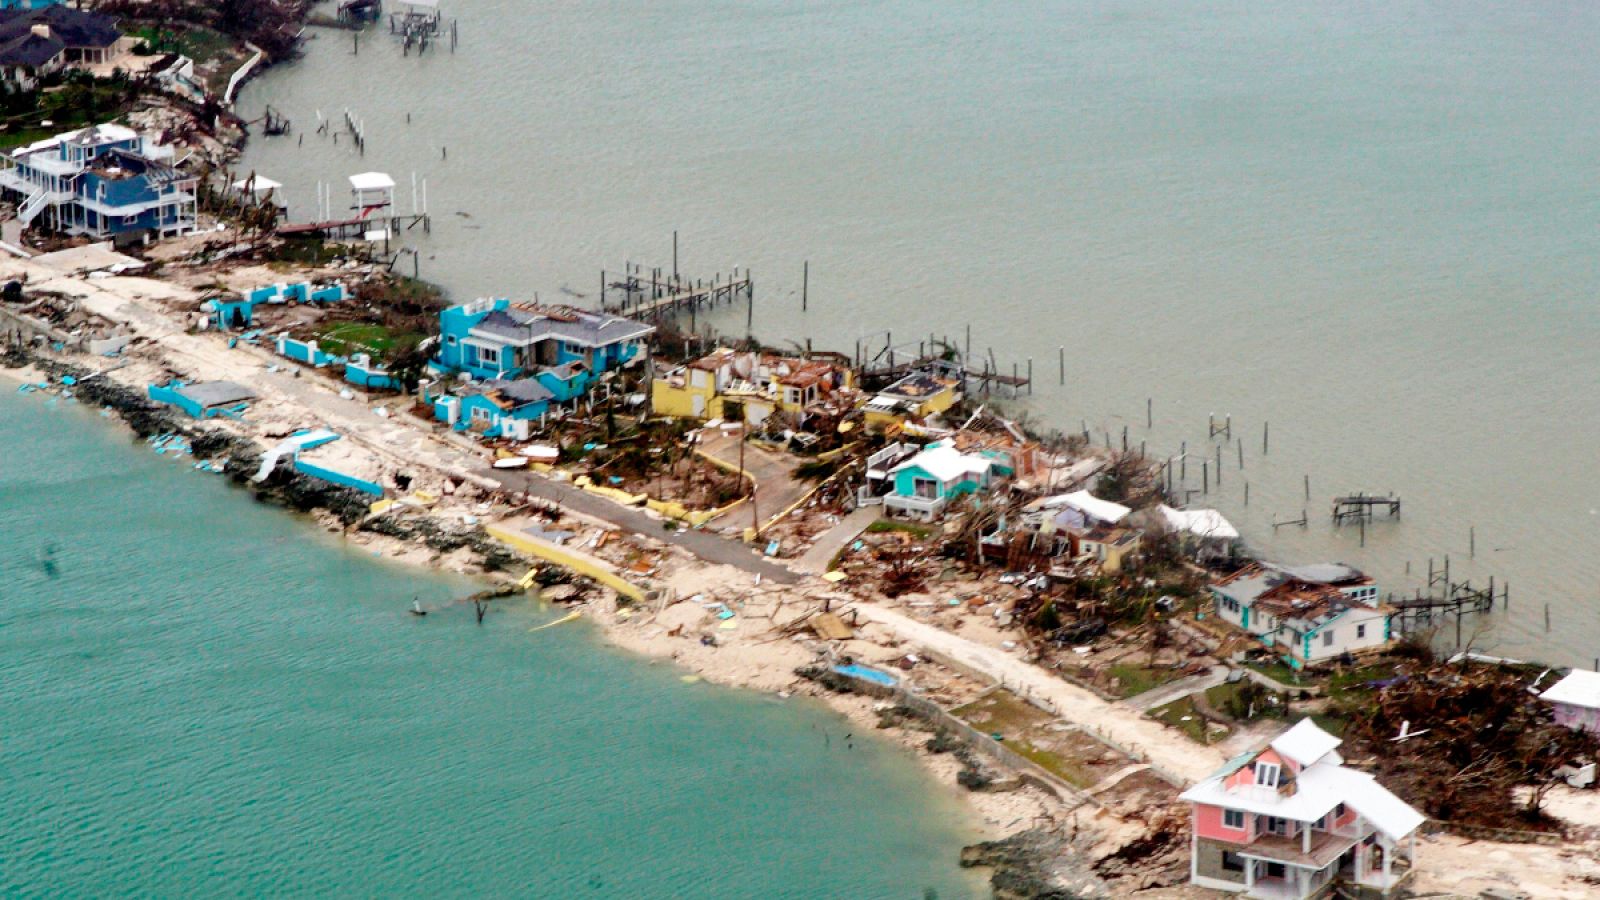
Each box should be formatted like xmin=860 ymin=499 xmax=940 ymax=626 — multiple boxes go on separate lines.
xmin=432 ymin=298 xmax=653 ymax=403
xmin=0 ymin=122 xmax=196 ymax=241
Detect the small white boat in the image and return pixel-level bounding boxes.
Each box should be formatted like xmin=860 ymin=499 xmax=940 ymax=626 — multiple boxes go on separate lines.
xmin=518 ymin=444 xmax=559 ymax=461
xmin=492 ymin=457 xmax=528 ymax=469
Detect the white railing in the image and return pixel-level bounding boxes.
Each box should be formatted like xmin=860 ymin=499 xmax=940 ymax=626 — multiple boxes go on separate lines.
xmin=17 ymin=188 xmax=64 ymax=225
xmin=884 ymin=493 xmax=945 ymax=516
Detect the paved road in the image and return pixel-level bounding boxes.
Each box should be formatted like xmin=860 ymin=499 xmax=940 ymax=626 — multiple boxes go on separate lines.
xmin=487 ymin=468 xmax=801 ymax=584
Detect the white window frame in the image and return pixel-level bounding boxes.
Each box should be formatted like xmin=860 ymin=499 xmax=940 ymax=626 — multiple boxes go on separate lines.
xmin=1323 ymin=629 xmax=1335 ymax=647
xmin=1255 ymin=762 xmax=1280 ymax=788
xmin=1223 ymin=808 xmax=1245 ymax=830
xmin=1356 ymin=624 xmax=1367 ymax=639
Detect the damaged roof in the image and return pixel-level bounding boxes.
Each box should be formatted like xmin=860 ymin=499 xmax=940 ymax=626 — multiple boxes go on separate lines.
xmin=472 ymin=378 xmax=553 ymax=409
xmin=473 ymin=304 xmax=654 ymax=348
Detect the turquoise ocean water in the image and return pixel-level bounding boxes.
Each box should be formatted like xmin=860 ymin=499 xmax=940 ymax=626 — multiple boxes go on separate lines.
xmin=0 ymin=392 xmax=981 ymax=898
xmin=239 ymin=1 xmax=1600 ymax=663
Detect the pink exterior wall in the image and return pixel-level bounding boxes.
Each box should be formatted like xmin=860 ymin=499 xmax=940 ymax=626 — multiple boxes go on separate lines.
xmin=1194 ymin=803 xmax=1252 ymax=843
xmin=1225 ymin=748 xmax=1294 ymax=791
xmin=1553 ymin=703 xmax=1600 ymax=733
xmin=1333 ymin=803 xmax=1359 ymax=829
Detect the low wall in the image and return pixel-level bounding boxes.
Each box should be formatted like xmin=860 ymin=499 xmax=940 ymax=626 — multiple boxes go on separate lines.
xmin=223 ymin=43 xmax=265 ymax=106
xmin=821 ymin=669 xmax=1092 ymax=805
xmin=292 ymin=459 xmax=384 ymax=496
xmin=484 ymin=524 xmax=647 ymax=603
xmin=277 ymin=336 xmax=340 ymax=368
xmin=147 ymin=382 xmax=203 ymax=418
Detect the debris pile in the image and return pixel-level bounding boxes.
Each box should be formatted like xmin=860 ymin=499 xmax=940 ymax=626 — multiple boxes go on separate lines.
xmin=1336 ymin=660 xmax=1600 ymax=829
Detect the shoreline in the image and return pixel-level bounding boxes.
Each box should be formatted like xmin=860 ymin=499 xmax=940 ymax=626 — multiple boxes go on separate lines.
xmin=7 ymin=241 xmax=1600 ymax=895
xmin=5 ymin=20 xmax=1598 ymax=892
xmin=0 ymin=352 xmax=1066 ymax=870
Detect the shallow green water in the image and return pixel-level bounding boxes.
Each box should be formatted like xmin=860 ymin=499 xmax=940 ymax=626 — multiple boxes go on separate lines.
xmin=0 ymin=391 xmax=981 ymax=898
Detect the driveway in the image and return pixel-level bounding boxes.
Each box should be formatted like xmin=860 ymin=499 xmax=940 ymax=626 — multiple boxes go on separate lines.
xmin=694 ymin=428 xmax=813 ymax=528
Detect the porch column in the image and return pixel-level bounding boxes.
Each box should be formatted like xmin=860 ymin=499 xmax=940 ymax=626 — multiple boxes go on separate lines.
xmin=1302 ymin=823 xmax=1311 ymax=854
xmin=1190 ymin=833 xmax=1198 ymax=884
xmin=1382 ymin=836 xmax=1393 ymax=884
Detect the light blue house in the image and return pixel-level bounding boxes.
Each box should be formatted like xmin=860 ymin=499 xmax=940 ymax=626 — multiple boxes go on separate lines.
xmin=427 ymin=379 xmax=553 ymax=441
xmin=0 ymin=123 xmax=196 ymax=239
xmin=882 ymin=442 xmax=995 ymax=521
xmin=432 ymin=298 xmax=653 ymax=386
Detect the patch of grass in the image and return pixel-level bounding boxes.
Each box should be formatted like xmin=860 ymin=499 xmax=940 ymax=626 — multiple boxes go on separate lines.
xmin=1246 ymin=659 xmax=1309 ymax=686
xmin=1107 ymin=663 xmax=1179 ymax=699
xmin=314 ymin=322 xmax=407 ymax=357
xmin=1000 ymin=740 xmax=1096 ymax=788
xmin=1326 ymin=664 xmax=1396 ymax=700
xmin=1310 ymin=713 xmax=1349 ymax=737
xmin=129 ymin=25 xmax=237 ymax=66
xmin=1150 ymin=696 xmax=1219 ymax=744
xmin=952 ymin=690 xmax=1054 ymax=736
xmin=268 ymin=238 xmax=344 ymax=267
xmin=866 ymin=519 xmax=932 ymax=539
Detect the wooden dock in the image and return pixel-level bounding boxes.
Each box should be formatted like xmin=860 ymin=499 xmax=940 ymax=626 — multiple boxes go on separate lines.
xmin=1391 ymin=577 xmax=1504 ymax=638
xmin=600 ymin=265 xmax=753 ymax=321
xmin=1332 ymin=492 xmax=1400 ymax=524
xmin=277 ymin=210 xmax=430 ymax=240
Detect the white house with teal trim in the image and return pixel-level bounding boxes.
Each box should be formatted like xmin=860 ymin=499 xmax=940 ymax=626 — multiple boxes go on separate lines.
xmin=883 ymin=442 xmax=995 ymax=521
xmin=1210 ymin=564 xmax=1393 ymax=670
xmin=431 ymin=299 xmax=652 ymax=403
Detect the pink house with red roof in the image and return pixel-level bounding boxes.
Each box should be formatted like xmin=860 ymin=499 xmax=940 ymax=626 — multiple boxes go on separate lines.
xmin=1180 ymin=719 xmax=1424 ymax=898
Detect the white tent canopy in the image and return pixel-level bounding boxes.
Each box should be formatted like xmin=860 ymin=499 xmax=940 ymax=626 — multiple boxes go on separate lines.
xmin=1158 ymin=504 xmax=1238 ymax=540
xmin=348 ymin=172 xmax=396 ymax=192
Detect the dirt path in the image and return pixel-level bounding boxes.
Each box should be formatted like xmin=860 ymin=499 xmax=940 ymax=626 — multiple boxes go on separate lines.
xmin=852 ymin=601 xmax=1227 ymax=784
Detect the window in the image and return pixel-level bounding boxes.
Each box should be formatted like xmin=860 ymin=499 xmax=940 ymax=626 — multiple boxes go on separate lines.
xmin=1221 ymin=851 xmax=1245 ymax=873
xmin=447 ymin=335 xmax=458 ymax=346
xmin=1223 ymin=809 xmax=1245 ymax=830
xmin=912 ymin=477 xmax=939 ymax=499
xmin=470 ymin=405 xmax=490 ymax=422
xmin=1255 ymin=762 xmax=1280 ymax=788
xmin=478 ymin=346 xmax=499 ymax=365
xmin=1356 ymin=624 xmax=1367 ymax=639
xmin=1335 ymin=803 xmax=1346 ymax=818
xmin=1323 ymin=630 xmax=1335 ymax=647
xmin=1263 ymin=816 xmax=1287 ymax=836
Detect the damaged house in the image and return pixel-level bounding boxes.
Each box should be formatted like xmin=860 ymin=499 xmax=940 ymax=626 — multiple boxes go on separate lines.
xmin=1210 ymin=563 xmax=1393 ymax=670
xmin=0 ymin=123 xmax=196 ymax=240
xmin=431 ymin=298 xmax=652 ymax=402
xmin=650 ymin=346 xmax=856 ymax=427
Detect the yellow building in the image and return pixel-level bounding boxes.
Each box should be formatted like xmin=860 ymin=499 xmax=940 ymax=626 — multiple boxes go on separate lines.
xmin=863 ymin=369 xmax=964 ymax=432
xmin=652 ymin=348 xmax=856 ymax=425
